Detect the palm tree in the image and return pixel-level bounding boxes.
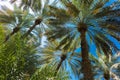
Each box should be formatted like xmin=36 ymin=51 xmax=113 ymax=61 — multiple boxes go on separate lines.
xmin=0 ymin=0 xmax=71 ymax=48
xmin=90 ymin=51 xmax=120 ymax=80
xmin=8 ymin=0 xmax=70 ymax=39
xmin=46 ymin=0 xmax=120 ymax=80
xmin=38 ymin=41 xmax=81 ymax=79
xmin=0 ymin=5 xmax=36 ymax=42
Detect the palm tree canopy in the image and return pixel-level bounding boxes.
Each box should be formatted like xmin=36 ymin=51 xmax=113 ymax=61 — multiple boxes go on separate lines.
xmin=46 ymin=0 xmax=120 ymax=57
xmin=38 ymin=41 xmax=81 ymax=78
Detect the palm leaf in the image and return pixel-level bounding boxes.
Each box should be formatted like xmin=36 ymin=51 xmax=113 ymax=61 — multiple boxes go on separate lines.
xmin=19 ymin=0 xmax=42 ymax=12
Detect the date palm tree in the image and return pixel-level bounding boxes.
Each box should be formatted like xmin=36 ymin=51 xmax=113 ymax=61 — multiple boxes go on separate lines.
xmin=0 ymin=5 xmax=38 ymax=43
xmin=46 ymin=0 xmax=120 ymax=80
xmin=0 ymin=0 xmax=70 ymax=42
xmin=38 ymin=41 xmax=81 ymax=79
xmin=91 ymin=51 xmax=120 ymax=80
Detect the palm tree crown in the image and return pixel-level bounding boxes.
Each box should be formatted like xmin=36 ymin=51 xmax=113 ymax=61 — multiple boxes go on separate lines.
xmin=46 ymin=0 xmax=120 ymax=79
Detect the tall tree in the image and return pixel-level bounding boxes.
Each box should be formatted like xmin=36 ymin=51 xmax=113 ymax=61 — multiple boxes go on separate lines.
xmin=38 ymin=41 xmax=81 ymax=78
xmin=7 ymin=0 xmax=70 ymax=39
xmin=91 ymin=51 xmax=120 ymax=80
xmin=46 ymin=0 xmax=120 ymax=80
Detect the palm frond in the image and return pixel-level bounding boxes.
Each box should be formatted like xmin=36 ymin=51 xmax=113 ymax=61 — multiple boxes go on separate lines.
xmin=0 ymin=6 xmax=35 ymax=42
xmin=107 ymin=31 xmax=120 ymax=42
xmin=47 ymin=5 xmax=70 ymax=22
xmin=94 ymin=1 xmax=120 ymax=18
xmin=65 ymin=2 xmax=80 ymax=17
xmin=88 ymin=27 xmax=119 ymax=57
xmin=19 ymin=0 xmax=42 ymax=12
xmin=0 ymin=6 xmax=16 ymax=24
xmin=45 ymin=26 xmax=71 ymax=41
xmin=99 ymin=20 xmax=120 ymax=33
xmin=96 ymin=9 xmax=120 ymax=18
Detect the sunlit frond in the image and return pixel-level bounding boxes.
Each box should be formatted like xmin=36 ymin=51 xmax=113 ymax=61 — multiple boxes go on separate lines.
xmin=18 ymin=0 xmax=42 ymax=12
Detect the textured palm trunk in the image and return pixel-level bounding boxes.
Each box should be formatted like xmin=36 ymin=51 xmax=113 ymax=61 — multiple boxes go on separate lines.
xmin=54 ymin=54 xmax=66 ymax=76
xmin=22 ymin=18 xmax=42 ymax=38
xmin=4 ymin=26 xmax=20 ymax=43
xmin=104 ymin=70 xmax=110 ymax=80
xmin=80 ymin=30 xmax=94 ymax=80
xmin=78 ymin=22 xmax=94 ymax=80
xmin=56 ymin=59 xmax=63 ymax=73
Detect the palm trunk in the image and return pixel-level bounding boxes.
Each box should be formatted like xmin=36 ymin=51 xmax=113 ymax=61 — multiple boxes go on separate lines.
xmin=104 ymin=70 xmax=110 ymax=80
xmin=78 ymin=22 xmax=94 ymax=80
xmin=22 ymin=24 xmax=36 ymax=38
xmin=104 ymin=73 xmax=110 ymax=80
xmin=4 ymin=26 xmax=20 ymax=43
xmin=80 ymin=29 xmax=94 ymax=80
xmin=54 ymin=59 xmax=63 ymax=76
xmin=22 ymin=18 xmax=42 ymax=38
xmin=56 ymin=59 xmax=63 ymax=73
xmin=54 ymin=54 xmax=66 ymax=76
